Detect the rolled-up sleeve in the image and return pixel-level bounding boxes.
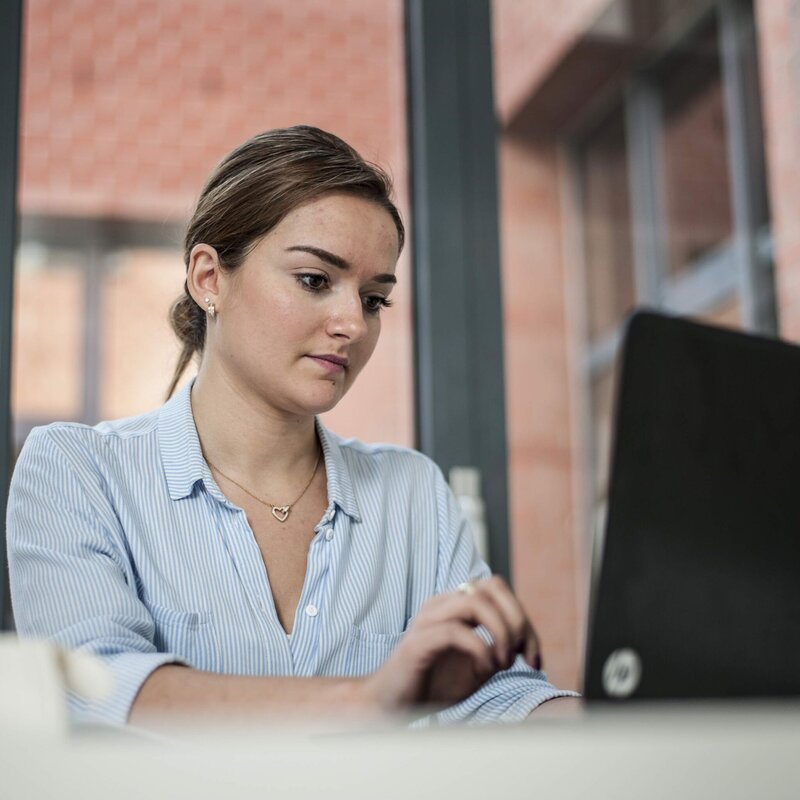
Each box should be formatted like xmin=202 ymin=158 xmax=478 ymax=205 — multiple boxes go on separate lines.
xmin=421 ymin=462 xmax=579 ymax=725
xmin=7 ymin=426 xmax=185 ymax=727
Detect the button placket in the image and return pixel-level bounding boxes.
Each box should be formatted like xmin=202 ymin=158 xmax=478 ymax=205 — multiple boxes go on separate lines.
xmin=290 ymin=518 xmax=335 ymax=674
xmin=295 ymin=536 xmax=323 ymax=628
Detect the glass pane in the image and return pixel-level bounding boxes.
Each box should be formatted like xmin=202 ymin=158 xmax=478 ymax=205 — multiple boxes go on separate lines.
xmin=12 ymin=245 xmax=84 ymax=427
xmin=101 ymin=247 xmax=187 ymax=420
xmin=660 ymin=16 xmax=733 ymax=279
xmin=16 ymin=0 xmax=412 ymax=447
xmin=694 ymin=296 xmax=742 ymax=330
xmin=581 ymin=106 xmax=636 ymax=342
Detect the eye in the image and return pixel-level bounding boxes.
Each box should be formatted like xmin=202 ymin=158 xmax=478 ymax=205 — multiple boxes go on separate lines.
xmin=362 ymin=295 xmax=393 ymax=315
xmin=296 ymin=273 xmax=329 ymax=292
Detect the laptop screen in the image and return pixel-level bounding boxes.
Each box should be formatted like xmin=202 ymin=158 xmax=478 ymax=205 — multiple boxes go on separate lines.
xmin=584 ymin=311 xmax=800 ymax=700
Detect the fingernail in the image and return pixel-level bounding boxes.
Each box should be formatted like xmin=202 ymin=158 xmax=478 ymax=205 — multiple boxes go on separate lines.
xmin=534 ymin=654 xmax=542 ymax=671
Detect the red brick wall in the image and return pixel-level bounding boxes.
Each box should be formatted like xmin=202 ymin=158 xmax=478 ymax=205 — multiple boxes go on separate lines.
xmin=498 ymin=137 xmax=582 ymax=690
xmin=492 ymin=0 xmax=610 ymax=691
xmin=19 ymin=0 xmax=407 ymax=220
xmin=492 ymin=0 xmax=605 ymax=123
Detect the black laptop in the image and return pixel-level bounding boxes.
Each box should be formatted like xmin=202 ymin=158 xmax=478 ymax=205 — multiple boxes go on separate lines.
xmin=584 ymin=310 xmax=800 ymax=700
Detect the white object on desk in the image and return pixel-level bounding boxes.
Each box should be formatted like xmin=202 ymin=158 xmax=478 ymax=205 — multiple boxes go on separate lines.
xmin=0 ymin=634 xmax=112 ymax=736
xmin=449 ymin=466 xmax=489 ymax=564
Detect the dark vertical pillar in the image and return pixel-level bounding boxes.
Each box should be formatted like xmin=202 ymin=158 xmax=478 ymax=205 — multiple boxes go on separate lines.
xmin=720 ymin=0 xmax=777 ymax=334
xmin=0 ymin=0 xmax=23 ymax=629
xmin=405 ymin=0 xmax=510 ymax=580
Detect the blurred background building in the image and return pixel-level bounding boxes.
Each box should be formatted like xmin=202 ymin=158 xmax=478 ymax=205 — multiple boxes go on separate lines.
xmin=4 ymin=0 xmax=800 ymax=693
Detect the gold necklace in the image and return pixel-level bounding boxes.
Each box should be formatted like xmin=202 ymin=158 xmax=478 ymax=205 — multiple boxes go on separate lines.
xmin=205 ymin=445 xmax=321 ymax=523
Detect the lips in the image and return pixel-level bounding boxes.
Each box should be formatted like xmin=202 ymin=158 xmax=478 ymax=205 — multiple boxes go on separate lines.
xmin=309 ymin=354 xmax=349 ymax=367
xmin=309 ymin=355 xmax=349 ymax=372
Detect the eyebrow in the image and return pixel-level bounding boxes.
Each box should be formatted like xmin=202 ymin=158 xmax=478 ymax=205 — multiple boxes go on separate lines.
xmin=286 ymin=245 xmax=397 ymax=285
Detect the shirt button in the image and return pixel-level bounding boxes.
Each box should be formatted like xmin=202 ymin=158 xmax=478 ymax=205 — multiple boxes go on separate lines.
xmin=329 ymin=508 xmax=337 ymax=520
xmin=325 ymin=528 xmax=334 ymax=541
xmin=305 ymin=604 xmax=318 ymax=618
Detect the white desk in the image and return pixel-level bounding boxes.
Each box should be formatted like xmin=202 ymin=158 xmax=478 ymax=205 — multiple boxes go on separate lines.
xmin=3 ymin=702 xmax=799 ymax=800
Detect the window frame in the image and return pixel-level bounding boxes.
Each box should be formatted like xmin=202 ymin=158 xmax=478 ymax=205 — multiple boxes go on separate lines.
xmin=0 ymin=0 xmax=22 ymax=630
xmin=568 ymin=0 xmax=775 ymax=557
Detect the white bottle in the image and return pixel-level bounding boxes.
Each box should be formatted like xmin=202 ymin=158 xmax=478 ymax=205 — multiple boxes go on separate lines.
xmin=449 ymin=466 xmax=490 ymax=566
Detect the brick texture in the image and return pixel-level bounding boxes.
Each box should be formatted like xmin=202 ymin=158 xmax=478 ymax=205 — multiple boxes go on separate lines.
xmin=492 ymin=0 xmax=606 ymax=123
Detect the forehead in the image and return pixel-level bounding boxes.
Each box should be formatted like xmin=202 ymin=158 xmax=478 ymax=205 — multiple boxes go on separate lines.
xmin=263 ymin=193 xmax=400 ymax=267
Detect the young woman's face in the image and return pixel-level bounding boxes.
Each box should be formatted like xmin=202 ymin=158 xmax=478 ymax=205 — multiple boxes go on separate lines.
xmin=211 ymin=192 xmax=399 ymax=417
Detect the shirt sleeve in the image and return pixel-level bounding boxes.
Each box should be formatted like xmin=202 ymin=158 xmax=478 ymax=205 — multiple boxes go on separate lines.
xmin=416 ymin=460 xmax=579 ymax=726
xmin=6 ymin=426 xmax=187 ymax=727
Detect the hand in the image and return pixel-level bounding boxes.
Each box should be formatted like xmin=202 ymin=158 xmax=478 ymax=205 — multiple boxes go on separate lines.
xmin=361 ymin=576 xmax=541 ymax=712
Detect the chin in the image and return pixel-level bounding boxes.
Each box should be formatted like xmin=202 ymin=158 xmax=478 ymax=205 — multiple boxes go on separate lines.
xmin=296 ymin=387 xmax=347 ymax=416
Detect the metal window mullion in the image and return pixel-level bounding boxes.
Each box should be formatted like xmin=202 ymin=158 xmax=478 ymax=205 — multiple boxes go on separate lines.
xmin=0 ymin=0 xmax=22 ymax=630
xmin=585 ymin=329 xmax=623 ymax=378
xmin=565 ymin=142 xmax=602 ymax=569
xmin=82 ymin=230 xmax=105 ymax=424
xmin=661 ymin=242 xmax=738 ymax=314
xmin=406 ymin=1 xmax=470 ymax=468
xmin=405 ymin=0 xmax=510 ymax=579
xmin=718 ymin=0 xmax=777 ymax=334
xmin=625 ymin=77 xmax=667 ymax=307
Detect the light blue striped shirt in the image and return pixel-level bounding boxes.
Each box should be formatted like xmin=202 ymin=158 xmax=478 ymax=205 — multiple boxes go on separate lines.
xmin=7 ymin=381 xmax=571 ymax=726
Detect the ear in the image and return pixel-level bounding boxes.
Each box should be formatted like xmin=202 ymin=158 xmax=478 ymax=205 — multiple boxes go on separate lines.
xmin=186 ymin=244 xmax=222 ymax=312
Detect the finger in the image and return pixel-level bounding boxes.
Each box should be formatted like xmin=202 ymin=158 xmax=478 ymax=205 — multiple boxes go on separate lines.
xmin=475 ymin=576 xmax=542 ymax=669
xmin=416 ymin=622 xmax=498 ymax=677
xmin=525 ymin=632 xmax=543 ymax=672
xmin=420 ymin=592 xmax=514 ymax=668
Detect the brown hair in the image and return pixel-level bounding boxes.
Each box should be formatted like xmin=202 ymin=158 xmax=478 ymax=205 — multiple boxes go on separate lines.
xmin=166 ymin=125 xmax=405 ymax=399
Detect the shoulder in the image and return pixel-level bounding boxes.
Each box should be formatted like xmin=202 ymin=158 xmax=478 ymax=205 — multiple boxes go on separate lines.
xmin=323 ymin=428 xmax=451 ymax=509
xmin=16 ymin=406 xmax=162 ymax=472
xmin=330 ymin=430 xmax=442 ymax=479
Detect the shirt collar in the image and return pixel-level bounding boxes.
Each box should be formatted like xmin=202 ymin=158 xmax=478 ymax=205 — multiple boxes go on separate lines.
xmin=314 ymin=416 xmax=362 ymax=522
xmin=157 ymin=380 xmax=209 ymax=502
xmin=157 ymin=380 xmax=361 ymax=521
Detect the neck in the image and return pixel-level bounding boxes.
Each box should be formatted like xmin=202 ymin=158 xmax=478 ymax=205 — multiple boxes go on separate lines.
xmin=190 ymin=365 xmax=321 ymax=494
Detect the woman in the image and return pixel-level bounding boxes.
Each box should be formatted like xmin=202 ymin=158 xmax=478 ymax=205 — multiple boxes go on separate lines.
xmin=8 ymin=126 xmax=574 ymax=727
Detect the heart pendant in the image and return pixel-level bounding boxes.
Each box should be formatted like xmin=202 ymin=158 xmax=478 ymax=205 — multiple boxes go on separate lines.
xmin=271 ymin=505 xmax=290 ymax=523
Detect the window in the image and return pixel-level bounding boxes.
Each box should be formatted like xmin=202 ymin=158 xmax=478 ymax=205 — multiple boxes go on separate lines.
xmin=581 ymin=105 xmax=635 ymax=345
xmin=660 ymin=17 xmax=733 ymax=280
xmin=573 ymin=0 xmax=773 ymax=520
xmin=12 ymin=217 xmax=184 ymax=451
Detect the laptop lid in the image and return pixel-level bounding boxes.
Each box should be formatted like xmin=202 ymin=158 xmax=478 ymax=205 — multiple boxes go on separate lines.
xmin=584 ymin=310 xmax=800 ymax=700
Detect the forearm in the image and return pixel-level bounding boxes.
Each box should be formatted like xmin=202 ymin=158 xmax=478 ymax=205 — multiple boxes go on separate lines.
xmin=526 ymin=695 xmax=584 ymax=720
xmin=130 ymin=664 xmax=372 ymax=727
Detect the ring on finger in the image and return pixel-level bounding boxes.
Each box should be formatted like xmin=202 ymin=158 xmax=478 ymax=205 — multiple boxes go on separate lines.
xmin=456 ymin=580 xmax=478 ymax=596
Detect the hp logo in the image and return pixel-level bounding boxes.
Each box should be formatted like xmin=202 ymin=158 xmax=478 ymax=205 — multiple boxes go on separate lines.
xmin=602 ymin=648 xmax=642 ymax=698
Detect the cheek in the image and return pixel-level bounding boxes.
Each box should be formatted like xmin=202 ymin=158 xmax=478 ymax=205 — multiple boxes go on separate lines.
xmin=241 ymin=287 xmax=300 ymax=337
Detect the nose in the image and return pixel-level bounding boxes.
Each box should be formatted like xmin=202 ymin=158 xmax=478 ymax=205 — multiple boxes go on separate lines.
xmin=326 ymin=290 xmax=369 ymax=342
